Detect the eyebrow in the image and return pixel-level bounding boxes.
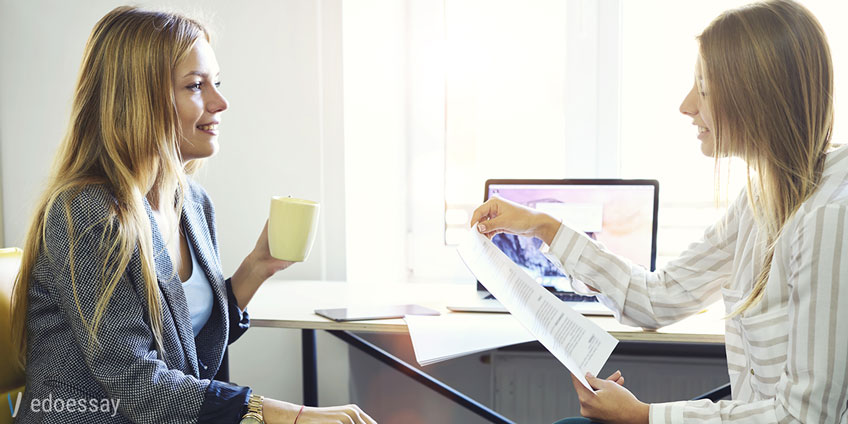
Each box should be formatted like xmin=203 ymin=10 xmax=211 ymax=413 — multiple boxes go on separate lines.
xmin=182 ymin=70 xmax=220 ymax=78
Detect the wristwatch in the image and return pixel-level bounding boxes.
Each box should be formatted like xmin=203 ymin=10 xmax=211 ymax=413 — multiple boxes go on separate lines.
xmin=239 ymin=394 xmax=264 ymax=424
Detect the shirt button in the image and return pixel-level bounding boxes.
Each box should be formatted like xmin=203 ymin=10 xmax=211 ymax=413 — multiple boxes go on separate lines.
xmin=750 ymin=369 xmax=755 ymax=375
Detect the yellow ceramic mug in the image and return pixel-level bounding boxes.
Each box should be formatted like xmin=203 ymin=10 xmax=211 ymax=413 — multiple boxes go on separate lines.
xmin=268 ymin=196 xmax=320 ymax=262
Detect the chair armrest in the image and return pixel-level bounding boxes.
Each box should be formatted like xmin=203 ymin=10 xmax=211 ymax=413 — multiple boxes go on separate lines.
xmin=692 ymin=382 xmax=731 ymax=401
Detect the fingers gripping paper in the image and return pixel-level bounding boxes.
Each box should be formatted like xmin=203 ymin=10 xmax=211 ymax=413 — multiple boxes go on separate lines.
xmin=457 ymin=230 xmax=618 ymax=390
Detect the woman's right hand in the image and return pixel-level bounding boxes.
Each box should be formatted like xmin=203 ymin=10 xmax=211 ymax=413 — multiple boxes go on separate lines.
xmin=470 ymin=196 xmax=561 ymax=245
xmin=264 ymin=399 xmax=377 ymax=424
xmin=292 ymin=405 xmax=377 ymax=424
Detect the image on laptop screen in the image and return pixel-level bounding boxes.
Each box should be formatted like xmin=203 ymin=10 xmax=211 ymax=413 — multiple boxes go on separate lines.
xmin=485 ymin=180 xmax=658 ymax=294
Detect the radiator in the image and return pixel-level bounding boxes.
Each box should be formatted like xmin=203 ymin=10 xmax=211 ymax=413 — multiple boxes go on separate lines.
xmin=491 ymin=351 xmax=729 ymax=424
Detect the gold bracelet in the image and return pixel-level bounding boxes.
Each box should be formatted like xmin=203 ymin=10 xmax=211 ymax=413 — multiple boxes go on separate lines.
xmin=239 ymin=394 xmax=264 ymax=424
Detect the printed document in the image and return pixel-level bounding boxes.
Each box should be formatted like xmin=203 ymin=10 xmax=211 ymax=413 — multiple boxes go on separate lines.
xmin=457 ymin=230 xmax=618 ymax=390
xmin=405 ymin=313 xmax=535 ymax=366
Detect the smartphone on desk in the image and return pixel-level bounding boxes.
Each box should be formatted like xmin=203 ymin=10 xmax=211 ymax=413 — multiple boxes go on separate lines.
xmin=314 ymin=304 xmax=440 ymax=322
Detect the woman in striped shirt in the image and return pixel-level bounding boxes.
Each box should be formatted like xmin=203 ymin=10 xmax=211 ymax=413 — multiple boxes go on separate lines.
xmin=471 ymin=1 xmax=847 ymax=423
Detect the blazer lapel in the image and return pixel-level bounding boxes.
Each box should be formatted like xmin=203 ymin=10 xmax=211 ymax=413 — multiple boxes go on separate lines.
xmin=181 ymin=198 xmax=228 ymax=378
xmin=144 ymin=198 xmax=201 ymax=377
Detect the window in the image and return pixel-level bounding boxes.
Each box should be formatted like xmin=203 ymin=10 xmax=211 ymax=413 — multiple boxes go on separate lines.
xmin=400 ymin=0 xmax=848 ymax=280
xmin=619 ymin=0 xmax=751 ymax=266
xmin=443 ymin=0 xmax=570 ymax=246
xmin=619 ymin=0 xmax=848 ymax=265
xmin=408 ymin=0 xmax=621 ymax=280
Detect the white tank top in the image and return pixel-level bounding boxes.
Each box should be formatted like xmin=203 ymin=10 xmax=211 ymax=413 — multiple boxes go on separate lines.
xmin=181 ymin=233 xmax=213 ymax=337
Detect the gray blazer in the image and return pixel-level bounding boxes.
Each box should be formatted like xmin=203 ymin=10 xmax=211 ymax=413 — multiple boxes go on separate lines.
xmin=17 ymin=180 xmax=251 ymax=423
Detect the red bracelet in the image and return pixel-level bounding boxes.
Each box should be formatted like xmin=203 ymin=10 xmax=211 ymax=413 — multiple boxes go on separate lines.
xmin=293 ymin=405 xmax=305 ymax=424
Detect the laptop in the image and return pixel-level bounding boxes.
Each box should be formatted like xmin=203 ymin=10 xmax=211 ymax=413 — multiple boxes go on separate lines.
xmin=448 ymin=179 xmax=659 ymax=316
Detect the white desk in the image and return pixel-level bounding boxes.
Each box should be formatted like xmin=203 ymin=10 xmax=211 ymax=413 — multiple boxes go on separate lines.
xmin=247 ymin=280 xmax=726 ymax=423
xmin=248 ymin=280 xmax=726 ymax=343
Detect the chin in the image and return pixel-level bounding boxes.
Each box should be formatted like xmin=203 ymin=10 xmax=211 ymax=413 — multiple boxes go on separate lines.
xmin=700 ymin=139 xmax=716 ymax=157
xmin=181 ymin=141 xmax=219 ymax=161
xmin=199 ymin=146 xmax=218 ymax=160
xmin=206 ymin=141 xmax=219 ymax=157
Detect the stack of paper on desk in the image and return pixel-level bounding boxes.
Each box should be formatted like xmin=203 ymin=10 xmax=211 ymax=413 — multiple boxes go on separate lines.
xmin=457 ymin=230 xmax=618 ymax=390
xmin=405 ymin=313 xmax=535 ymax=366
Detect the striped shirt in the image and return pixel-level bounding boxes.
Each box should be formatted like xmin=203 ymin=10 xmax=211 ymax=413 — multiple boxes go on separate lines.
xmin=545 ymin=145 xmax=848 ymax=423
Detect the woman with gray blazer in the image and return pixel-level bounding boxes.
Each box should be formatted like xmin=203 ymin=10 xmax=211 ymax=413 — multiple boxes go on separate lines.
xmin=9 ymin=6 xmax=376 ymax=424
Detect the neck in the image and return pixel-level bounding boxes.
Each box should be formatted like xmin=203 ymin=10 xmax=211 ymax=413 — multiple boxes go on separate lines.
xmin=146 ymin=175 xmax=180 ymax=213
xmin=147 ymin=192 xmax=170 ymax=213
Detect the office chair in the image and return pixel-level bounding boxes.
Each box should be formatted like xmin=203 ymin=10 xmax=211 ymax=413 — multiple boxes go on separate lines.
xmin=0 ymin=248 xmax=25 ymax=424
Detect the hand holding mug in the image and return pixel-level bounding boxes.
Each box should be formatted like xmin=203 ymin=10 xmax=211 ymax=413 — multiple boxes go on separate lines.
xmin=248 ymin=220 xmax=295 ymax=278
xmin=230 ymin=196 xmax=320 ymax=309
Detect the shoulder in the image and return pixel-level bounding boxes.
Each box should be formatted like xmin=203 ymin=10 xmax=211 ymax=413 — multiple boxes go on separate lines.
xmin=40 ymin=185 xmax=119 ymax=268
xmin=801 ymin=145 xmax=848 ymax=211
xmin=795 ymin=203 xmax=848 ymax=230
xmin=45 ymin=184 xmax=116 ymax=231
xmin=785 ymin=203 xmax=848 ymax=257
xmin=794 ymin=145 xmax=848 ymax=227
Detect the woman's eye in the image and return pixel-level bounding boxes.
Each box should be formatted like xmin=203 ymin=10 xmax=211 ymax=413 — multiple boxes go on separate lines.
xmin=186 ymin=80 xmax=221 ymax=91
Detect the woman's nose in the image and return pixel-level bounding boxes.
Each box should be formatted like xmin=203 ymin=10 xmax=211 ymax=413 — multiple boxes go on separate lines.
xmin=679 ymin=84 xmax=698 ymax=116
xmin=208 ymin=89 xmax=229 ymax=114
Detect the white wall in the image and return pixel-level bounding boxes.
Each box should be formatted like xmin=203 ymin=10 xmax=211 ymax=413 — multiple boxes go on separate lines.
xmin=343 ymin=0 xmax=410 ymax=285
xmin=0 ymin=0 xmax=349 ymax=408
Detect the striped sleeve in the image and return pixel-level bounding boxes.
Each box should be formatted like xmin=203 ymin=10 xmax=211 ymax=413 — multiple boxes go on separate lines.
xmin=650 ymin=204 xmax=848 ymax=423
xmin=544 ymin=192 xmax=746 ymax=329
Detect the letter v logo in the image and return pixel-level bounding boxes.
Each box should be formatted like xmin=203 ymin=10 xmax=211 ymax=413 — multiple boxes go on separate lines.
xmin=7 ymin=392 xmax=22 ymax=418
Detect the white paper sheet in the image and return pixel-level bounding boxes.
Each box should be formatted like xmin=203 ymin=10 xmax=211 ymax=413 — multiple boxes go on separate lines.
xmin=457 ymin=230 xmax=618 ymax=390
xmin=405 ymin=313 xmax=535 ymax=366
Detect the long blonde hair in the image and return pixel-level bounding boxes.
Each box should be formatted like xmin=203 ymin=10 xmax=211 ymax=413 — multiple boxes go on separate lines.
xmin=10 ymin=6 xmax=209 ymax=366
xmin=699 ymin=0 xmax=833 ymax=315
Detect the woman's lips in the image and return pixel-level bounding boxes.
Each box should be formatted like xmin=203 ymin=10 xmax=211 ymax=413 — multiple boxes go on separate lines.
xmin=697 ymin=125 xmax=710 ymax=140
xmin=197 ymin=122 xmax=218 ymax=135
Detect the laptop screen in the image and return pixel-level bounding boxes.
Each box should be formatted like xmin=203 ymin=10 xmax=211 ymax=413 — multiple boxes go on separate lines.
xmin=483 ymin=179 xmax=658 ymax=293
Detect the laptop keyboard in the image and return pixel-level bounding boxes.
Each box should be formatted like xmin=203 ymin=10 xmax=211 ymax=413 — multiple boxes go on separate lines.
xmin=554 ymin=292 xmax=599 ymax=302
xmin=484 ymin=292 xmax=599 ymax=303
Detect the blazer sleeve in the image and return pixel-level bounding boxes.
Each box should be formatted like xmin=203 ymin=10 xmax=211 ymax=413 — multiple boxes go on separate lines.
xmin=42 ymin=193 xmax=247 ymax=423
xmin=225 ymin=277 xmax=250 ymax=344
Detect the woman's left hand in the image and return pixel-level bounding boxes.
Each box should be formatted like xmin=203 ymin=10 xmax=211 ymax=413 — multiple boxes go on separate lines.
xmin=571 ymin=371 xmax=649 ymax=424
xmin=248 ymin=220 xmax=295 ymax=278
xmin=231 ymin=220 xmax=295 ymax=309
